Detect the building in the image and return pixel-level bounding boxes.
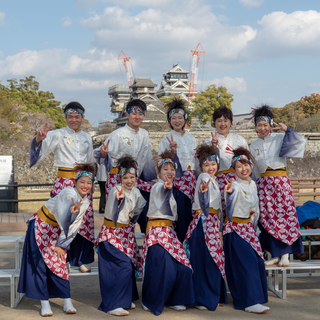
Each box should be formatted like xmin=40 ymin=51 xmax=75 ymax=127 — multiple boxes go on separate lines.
xmin=157 ymin=63 xmax=190 ymax=101
xmin=108 ymin=84 xmax=132 ymax=116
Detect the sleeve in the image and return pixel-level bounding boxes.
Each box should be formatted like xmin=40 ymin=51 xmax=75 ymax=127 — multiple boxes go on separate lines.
xmin=152 ymin=184 xmax=174 ymax=217
xmin=93 ymin=137 xmax=114 ymax=173
xmin=87 ymin=136 xmax=94 ymax=165
xmin=251 ymin=197 xmax=260 ymax=232
xmin=139 ymin=136 xmax=157 ymax=181
xmin=173 ymin=154 xmax=183 ymax=179
xmin=29 ymin=130 xmax=60 ymax=167
xmin=158 ymin=136 xmax=169 ymax=155
xmin=131 ymin=193 xmax=147 ymax=223
xmin=224 ymin=184 xmax=239 ymax=223
xmin=279 ymin=127 xmax=306 ymax=158
xmin=197 ymin=175 xmax=210 ymax=217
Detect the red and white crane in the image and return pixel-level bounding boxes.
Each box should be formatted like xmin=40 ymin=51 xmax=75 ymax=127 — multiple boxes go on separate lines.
xmin=188 ymin=43 xmax=205 ymax=102
xmin=118 ymin=50 xmax=134 ymax=86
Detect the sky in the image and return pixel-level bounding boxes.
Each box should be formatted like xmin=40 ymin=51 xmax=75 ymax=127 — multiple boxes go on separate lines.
xmin=1 ymin=0 xmax=320 ymax=127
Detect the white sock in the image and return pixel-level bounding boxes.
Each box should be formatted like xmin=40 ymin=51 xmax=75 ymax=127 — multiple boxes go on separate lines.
xmin=279 ymin=253 xmax=289 ymax=266
xmin=141 ymin=302 xmax=150 ymax=311
xmin=195 ymin=305 xmax=208 ymax=310
xmin=245 ymin=303 xmax=270 ymax=314
xmin=264 ymin=256 xmax=279 ymax=266
xmin=108 ymin=308 xmax=129 ymax=316
xmin=130 ymin=302 xmax=136 ymax=309
xmin=63 ymin=298 xmax=77 ymax=314
xmin=79 ymin=264 xmax=91 ymax=272
xmin=169 ymin=305 xmax=186 ymax=311
xmin=40 ymin=300 xmax=53 ymax=317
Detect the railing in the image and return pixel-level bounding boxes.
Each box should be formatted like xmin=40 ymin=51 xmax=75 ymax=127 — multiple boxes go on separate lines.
xmin=291 ymin=177 xmax=320 ymax=206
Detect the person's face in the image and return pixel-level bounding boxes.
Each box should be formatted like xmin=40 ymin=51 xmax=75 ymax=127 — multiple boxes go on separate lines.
xmin=170 ymin=113 xmax=186 ymax=132
xmin=74 ymin=176 xmax=92 ymax=197
xmin=256 ymin=121 xmax=271 ymax=139
xmin=65 ymin=113 xmax=84 ymax=132
xmin=201 ymin=160 xmax=218 ymax=177
xmin=159 ymin=163 xmax=176 ymax=182
xmin=120 ymin=173 xmax=136 ymax=190
xmin=234 ymin=161 xmax=252 ymax=181
xmin=214 ymin=116 xmax=231 ymax=137
xmin=126 ymin=110 xmax=145 ymax=129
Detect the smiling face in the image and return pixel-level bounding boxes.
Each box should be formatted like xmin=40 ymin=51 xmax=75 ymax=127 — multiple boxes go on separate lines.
xmin=74 ymin=176 xmax=93 ymax=197
xmin=170 ymin=113 xmax=186 ymax=133
xmin=126 ymin=110 xmax=145 ymax=130
xmin=256 ymin=120 xmax=271 ymax=139
xmin=158 ymin=162 xmax=176 ymax=182
xmin=201 ymin=160 xmax=218 ymax=177
xmin=234 ymin=161 xmax=252 ymax=182
xmin=214 ymin=116 xmax=231 ymax=137
xmin=65 ymin=113 xmax=84 ymax=132
xmin=120 ymin=172 xmax=136 ymax=190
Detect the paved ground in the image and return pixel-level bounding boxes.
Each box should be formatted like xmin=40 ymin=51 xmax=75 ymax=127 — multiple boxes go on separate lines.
xmin=1 ymin=215 xmax=320 ymax=319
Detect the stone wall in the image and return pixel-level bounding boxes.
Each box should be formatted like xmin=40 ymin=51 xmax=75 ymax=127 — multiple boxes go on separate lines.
xmin=1 ymin=130 xmax=320 ymax=185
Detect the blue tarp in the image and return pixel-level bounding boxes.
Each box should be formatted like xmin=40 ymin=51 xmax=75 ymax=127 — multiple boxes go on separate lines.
xmin=296 ymin=201 xmax=320 ymax=225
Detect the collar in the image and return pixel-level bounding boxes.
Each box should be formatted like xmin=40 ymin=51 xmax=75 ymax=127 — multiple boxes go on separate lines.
xmin=125 ymin=124 xmax=139 ymax=134
xmin=237 ymin=177 xmax=252 ymax=185
xmin=217 ymin=132 xmax=230 ymax=140
xmin=170 ymin=129 xmax=185 ymax=138
xmin=66 ymin=126 xmax=82 ymax=135
xmin=74 ymin=187 xmax=87 ymax=200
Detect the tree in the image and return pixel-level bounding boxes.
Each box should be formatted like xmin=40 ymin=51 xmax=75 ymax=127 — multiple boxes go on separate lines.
xmin=191 ymin=84 xmax=233 ymax=126
xmin=297 ymin=93 xmax=320 ymax=116
xmin=272 ymin=102 xmax=305 ymax=130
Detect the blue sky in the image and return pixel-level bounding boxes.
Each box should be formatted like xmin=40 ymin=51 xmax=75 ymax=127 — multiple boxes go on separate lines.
xmin=1 ymin=0 xmax=320 ymax=126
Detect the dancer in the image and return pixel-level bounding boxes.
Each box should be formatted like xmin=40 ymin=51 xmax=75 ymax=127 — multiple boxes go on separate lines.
xmin=250 ymin=105 xmax=305 ymax=267
xmin=159 ymin=97 xmax=197 ymax=242
xmin=18 ymin=164 xmax=95 ymax=317
xmin=223 ymin=147 xmax=269 ymax=314
xmin=141 ymin=150 xmax=194 ymax=316
xmin=96 ymin=155 xmax=146 ymax=316
xmin=183 ymin=143 xmax=227 ymax=311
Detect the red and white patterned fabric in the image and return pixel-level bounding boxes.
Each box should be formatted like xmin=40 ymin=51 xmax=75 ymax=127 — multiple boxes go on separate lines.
xmin=216 ymin=171 xmax=237 ymax=214
xmin=184 ymin=212 xmax=225 ymax=279
xmin=142 ymin=226 xmax=192 ymax=275
xmin=33 ymin=215 xmax=69 ymax=280
xmin=105 ymin=173 xmax=152 ymax=199
xmin=173 ymin=170 xmax=196 ymax=202
xmin=223 ymin=220 xmax=264 ymax=259
xmin=256 ymin=176 xmax=301 ymax=246
xmin=95 ymin=223 xmax=142 ymax=271
xmin=51 ymin=177 xmax=95 ymax=243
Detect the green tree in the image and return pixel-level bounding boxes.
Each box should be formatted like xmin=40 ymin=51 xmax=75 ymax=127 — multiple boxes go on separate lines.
xmin=272 ymin=102 xmax=305 ymax=130
xmin=191 ymin=84 xmax=233 ymax=126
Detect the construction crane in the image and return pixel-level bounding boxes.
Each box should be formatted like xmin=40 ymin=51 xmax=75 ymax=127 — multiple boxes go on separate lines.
xmin=118 ymin=50 xmax=134 ymax=86
xmin=188 ymin=43 xmax=205 ymax=102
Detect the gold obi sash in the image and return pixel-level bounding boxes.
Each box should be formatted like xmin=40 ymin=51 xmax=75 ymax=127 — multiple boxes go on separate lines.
xmin=225 ymin=213 xmax=253 ymax=224
xmin=216 ymin=167 xmax=234 ymax=175
xmin=56 ymin=167 xmax=76 ymax=179
xmin=260 ymin=167 xmax=287 ymax=177
xmin=37 ymin=206 xmax=59 ymax=226
xmin=103 ymin=218 xmax=130 ymax=228
xmin=194 ymin=208 xmax=218 ymax=218
xmin=109 ymin=167 xmax=119 ymax=175
xmin=146 ymin=218 xmax=173 ymax=234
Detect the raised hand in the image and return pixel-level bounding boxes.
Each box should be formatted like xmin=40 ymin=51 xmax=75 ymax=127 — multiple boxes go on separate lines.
xmin=224 ymin=178 xmax=234 ymax=194
xmin=166 ymin=135 xmax=178 ymax=154
xmin=164 ymin=175 xmax=174 ymax=190
xmin=100 ymin=139 xmax=110 ymax=157
xmin=115 ymin=184 xmax=125 ymax=200
xmin=70 ymin=198 xmax=82 ymax=214
xmin=273 ymin=122 xmax=287 ymax=132
xmin=211 ymin=131 xmax=218 ymax=147
xmin=54 ymin=246 xmax=66 ymax=261
xmin=36 ymin=122 xmax=52 ymax=145
xmin=199 ymin=178 xmax=210 ymax=193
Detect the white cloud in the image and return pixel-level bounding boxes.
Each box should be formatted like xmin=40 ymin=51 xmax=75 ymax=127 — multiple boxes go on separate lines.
xmin=63 ymin=17 xmax=72 ymax=27
xmin=239 ymin=0 xmax=264 ymax=7
xmin=0 ymin=51 xmax=3 ymax=57
xmin=202 ymin=77 xmax=247 ymax=93
xmin=0 ymin=11 xmax=5 ymax=24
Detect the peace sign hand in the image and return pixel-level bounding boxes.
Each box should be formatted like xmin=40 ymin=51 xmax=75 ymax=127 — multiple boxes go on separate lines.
xmin=167 ymin=135 xmax=178 ymax=154
xmin=273 ymin=122 xmax=287 ymax=132
xmin=36 ymin=122 xmax=52 ymax=145
xmin=115 ymin=184 xmax=125 ymax=200
xmin=100 ymin=139 xmax=110 ymax=157
xmin=71 ymin=198 xmax=82 ymax=214
xmin=211 ymin=131 xmax=218 ymax=147
xmin=164 ymin=175 xmax=174 ymax=190
xmin=199 ymin=178 xmax=210 ymax=193
xmin=224 ymin=178 xmax=234 ymax=194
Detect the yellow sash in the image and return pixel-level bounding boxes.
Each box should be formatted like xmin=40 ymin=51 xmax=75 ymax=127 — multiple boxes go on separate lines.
xmin=103 ymin=218 xmax=130 ymax=228
xmin=260 ymin=167 xmax=287 ymax=177
xmin=146 ymin=219 xmax=173 ymax=234
xmin=37 ymin=206 xmax=59 ymax=226
xmin=56 ymin=167 xmax=76 ymax=179
xmin=225 ymin=215 xmax=252 ymax=224
xmin=194 ymin=208 xmax=218 ymax=218
xmin=216 ymin=167 xmax=234 ymax=175
xmin=109 ymin=167 xmax=119 ymax=175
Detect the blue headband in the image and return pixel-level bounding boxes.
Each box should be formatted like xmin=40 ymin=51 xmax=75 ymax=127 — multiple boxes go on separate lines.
xmin=64 ymin=108 xmax=84 ymax=116
xmin=119 ymin=167 xmax=137 ymax=177
xmin=75 ymin=170 xmax=94 ymax=180
xmin=256 ymin=116 xmax=273 ymax=125
xmin=127 ymin=106 xmax=145 ymax=115
xmin=231 ymin=155 xmax=250 ymax=169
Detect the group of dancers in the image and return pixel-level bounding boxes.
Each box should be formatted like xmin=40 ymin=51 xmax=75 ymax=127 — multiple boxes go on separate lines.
xmin=17 ymin=97 xmax=306 ymax=317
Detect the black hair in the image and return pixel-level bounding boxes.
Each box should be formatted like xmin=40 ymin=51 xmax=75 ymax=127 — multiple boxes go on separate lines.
xmin=63 ymin=101 xmax=85 ymax=114
xmin=165 ymin=97 xmax=188 ymax=129
xmin=212 ymin=107 xmax=233 ymax=125
xmin=115 ymin=155 xmax=138 ymax=172
xmin=157 ymin=149 xmax=176 ymax=171
xmin=251 ymin=104 xmax=274 ymax=125
xmin=126 ymin=99 xmax=147 ymax=112
xmin=73 ymin=163 xmax=96 ymax=180
xmin=195 ymin=143 xmax=218 ymax=166
xmin=232 ymin=147 xmax=255 ymax=165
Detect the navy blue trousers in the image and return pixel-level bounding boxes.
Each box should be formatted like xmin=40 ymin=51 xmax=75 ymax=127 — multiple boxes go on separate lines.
xmin=188 ymin=220 xmax=227 ymax=310
xmin=67 ymin=233 xmax=94 ymax=266
xmin=258 ymin=222 xmax=304 ymax=258
xmin=137 ymin=189 xmax=150 ymax=234
xmin=18 ymin=219 xmax=70 ymax=300
xmin=224 ymin=231 xmax=268 ymax=309
xmin=98 ymin=241 xmax=138 ymax=312
xmin=142 ymin=244 xmax=195 ymax=316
